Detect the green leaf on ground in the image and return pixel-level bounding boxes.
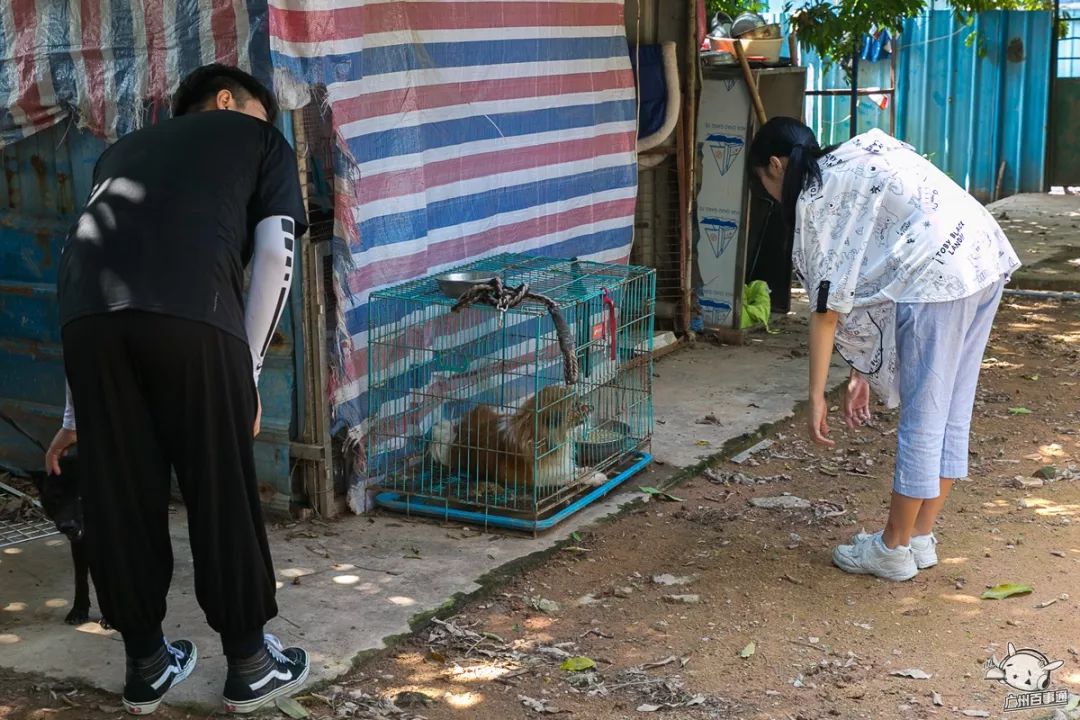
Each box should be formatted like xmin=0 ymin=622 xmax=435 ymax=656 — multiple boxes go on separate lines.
xmin=276 ymin=697 xmax=310 ymax=719
xmin=740 ymin=641 xmax=756 ymax=659
xmin=561 ymin=656 xmax=597 ymax=672
xmin=981 ymin=583 xmax=1034 ymax=600
xmin=1008 ymin=407 xmax=1033 ymax=416
xmin=571 ymin=531 xmax=582 ymax=543
xmin=640 ymin=486 xmax=684 ymax=502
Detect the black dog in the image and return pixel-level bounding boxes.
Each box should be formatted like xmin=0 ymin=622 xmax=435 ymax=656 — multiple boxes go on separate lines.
xmin=1 ymin=412 xmax=104 ymax=627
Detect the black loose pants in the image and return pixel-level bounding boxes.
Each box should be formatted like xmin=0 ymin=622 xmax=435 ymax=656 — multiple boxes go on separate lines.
xmin=62 ymin=311 xmax=276 ymax=658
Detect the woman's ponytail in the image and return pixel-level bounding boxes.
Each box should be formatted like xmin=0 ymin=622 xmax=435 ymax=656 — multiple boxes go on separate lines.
xmin=749 ymin=117 xmax=827 ymax=227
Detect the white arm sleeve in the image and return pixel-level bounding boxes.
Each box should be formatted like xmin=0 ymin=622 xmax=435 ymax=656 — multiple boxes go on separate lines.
xmin=63 ymin=381 xmax=76 ymax=431
xmin=245 ymin=216 xmax=297 ymax=386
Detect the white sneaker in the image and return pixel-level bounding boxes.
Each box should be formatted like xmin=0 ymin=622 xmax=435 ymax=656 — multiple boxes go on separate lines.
xmin=833 ymin=530 xmax=918 ymax=581
xmin=910 ymin=533 xmax=938 ymax=569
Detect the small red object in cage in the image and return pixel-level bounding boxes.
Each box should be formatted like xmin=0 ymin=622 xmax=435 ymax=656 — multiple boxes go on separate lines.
xmin=602 ymin=288 xmax=617 ymax=360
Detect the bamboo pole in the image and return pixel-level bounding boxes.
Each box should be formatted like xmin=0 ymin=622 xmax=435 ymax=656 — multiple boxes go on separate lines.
xmin=734 ymin=42 xmax=768 ymax=126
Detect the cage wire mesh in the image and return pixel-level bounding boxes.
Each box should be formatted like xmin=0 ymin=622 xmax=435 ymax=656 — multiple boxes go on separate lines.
xmin=0 ymin=479 xmax=58 ymax=549
xmin=367 ymin=254 xmax=655 ymax=529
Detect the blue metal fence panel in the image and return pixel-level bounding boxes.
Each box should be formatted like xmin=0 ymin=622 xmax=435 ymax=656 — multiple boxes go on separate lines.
xmin=1063 ymin=35 xmax=1080 ymax=78
xmin=764 ymin=10 xmax=895 ymax=145
xmin=1060 ymin=13 xmax=1080 ymax=78
xmin=799 ymin=48 xmax=894 ymax=147
xmin=897 ymin=10 xmax=1052 ymax=200
xmin=0 ymin=122 xmax=298 ymax=502
xmin=765 ymin=8 xmax=1052 ymax=200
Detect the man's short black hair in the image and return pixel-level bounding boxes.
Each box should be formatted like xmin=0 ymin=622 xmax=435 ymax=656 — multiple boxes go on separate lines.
xmin=172 ymin=64 xmax=279 ymax=124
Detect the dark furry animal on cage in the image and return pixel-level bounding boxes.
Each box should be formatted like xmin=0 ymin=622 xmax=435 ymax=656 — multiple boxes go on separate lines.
xmin=1 ymin=411 xmax=105 ymax=627
xmin=428 ymin=385 xmax=608 ymax=493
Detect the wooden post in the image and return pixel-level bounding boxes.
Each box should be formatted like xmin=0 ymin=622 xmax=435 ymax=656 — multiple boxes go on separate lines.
xmin=290 ymin=110 xmax=337 ymax=519
xmin=849 ymin=45 xmax=860 ymax=138
xmin=676 ymin=98 xmax=689 ymax=334
xmin=1045 ymin=0 xmax=1060 ymax=192
xmin=681 ymin=0 xmax=698 ymax=335
xmin=889 ymin=33 xmax=898 ymax=135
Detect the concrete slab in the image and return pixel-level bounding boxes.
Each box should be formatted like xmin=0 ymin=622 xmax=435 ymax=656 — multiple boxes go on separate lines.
xmin=0 ymin=305 xmax=839 ymax=711
xmin=652 ymin=311 xmax=847 ymax=469
xmin=988 ymin=193 xmax=1080 ymax=291
xmin=0 ymin=482 xmax=667 ymax=708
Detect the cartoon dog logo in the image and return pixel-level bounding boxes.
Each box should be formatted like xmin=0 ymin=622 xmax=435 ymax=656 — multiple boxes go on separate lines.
xmin=985 ymin=643 xmax=1064 ymax=692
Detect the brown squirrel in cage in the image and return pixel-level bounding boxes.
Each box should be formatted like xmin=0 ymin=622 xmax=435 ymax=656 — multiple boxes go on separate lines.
xmin=428 ymin=385 xmax=608 ymax=493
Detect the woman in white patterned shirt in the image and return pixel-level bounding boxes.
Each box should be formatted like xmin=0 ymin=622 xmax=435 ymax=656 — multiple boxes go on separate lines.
xmin=749 ymin=117 xmax=1019 ymax=581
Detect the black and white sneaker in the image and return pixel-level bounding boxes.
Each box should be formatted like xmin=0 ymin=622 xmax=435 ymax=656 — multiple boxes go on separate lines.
xmin=222 ymin=633 xmax=309 ymax=714
xmin=122 ymin=639 xmax=197 ymax=715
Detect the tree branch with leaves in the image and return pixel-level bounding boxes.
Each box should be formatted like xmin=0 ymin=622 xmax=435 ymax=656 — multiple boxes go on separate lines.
xmin=705 ymin=0 xmax=1059 ymax=65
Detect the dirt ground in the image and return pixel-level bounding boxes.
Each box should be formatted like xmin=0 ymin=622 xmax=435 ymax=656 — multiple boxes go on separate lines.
xmin=4 ymin=296 xmax=1080 ymax=720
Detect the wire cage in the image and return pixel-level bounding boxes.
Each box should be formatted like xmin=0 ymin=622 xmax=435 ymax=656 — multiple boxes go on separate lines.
xmin=367 ymin=253 xmax=655 ymax=531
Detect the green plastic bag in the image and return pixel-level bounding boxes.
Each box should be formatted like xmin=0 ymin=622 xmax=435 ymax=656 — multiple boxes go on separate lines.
xmin=740 ymin=280 xmax=776 ymax=333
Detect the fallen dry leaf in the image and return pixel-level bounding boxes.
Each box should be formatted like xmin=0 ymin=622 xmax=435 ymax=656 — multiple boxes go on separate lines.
xmin=520 ymin=695 xmax=561 ymax=714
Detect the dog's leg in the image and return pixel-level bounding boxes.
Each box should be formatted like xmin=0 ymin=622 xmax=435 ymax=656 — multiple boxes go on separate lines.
xmin=65 ymin=540 xmax=91 ymax=625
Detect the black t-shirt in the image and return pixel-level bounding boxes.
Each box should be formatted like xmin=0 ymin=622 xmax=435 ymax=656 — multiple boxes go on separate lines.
xmin=58 ymin=110 xmax=308 ymax=342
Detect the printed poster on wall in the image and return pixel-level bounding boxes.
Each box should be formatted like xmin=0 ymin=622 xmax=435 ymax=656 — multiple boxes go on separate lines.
xmin=695 ymin=74 xmax=749 ymax=329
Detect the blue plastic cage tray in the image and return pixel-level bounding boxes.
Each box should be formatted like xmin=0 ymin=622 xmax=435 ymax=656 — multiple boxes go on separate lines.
xmin=374 ymin=452 xmax=652 ymax=533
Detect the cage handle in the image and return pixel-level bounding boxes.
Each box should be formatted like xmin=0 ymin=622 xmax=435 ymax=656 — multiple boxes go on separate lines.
xmin=451 ymin=277 xmax=580 ymax=385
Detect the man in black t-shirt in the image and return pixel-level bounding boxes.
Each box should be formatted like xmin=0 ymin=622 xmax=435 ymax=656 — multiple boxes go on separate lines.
xmin=45 ymin=65 xmax=310 ymax=715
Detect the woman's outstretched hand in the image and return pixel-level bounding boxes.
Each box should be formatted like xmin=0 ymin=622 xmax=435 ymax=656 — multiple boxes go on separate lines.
xmin=808 ymin=394 xmax=834 ymax=447
xmin=844 ymin=372 xmax=872 ymax=429
xmin=45 ymin=428 xmax=77 ymax=476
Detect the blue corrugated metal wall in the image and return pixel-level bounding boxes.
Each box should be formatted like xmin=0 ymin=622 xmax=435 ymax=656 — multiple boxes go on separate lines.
xmin=0 ymin=122 xmax=299 ymax=503
xmin=897 ymin=11 xmax=1052 ymax=200
xmin=0 ymin=124 xmax=103 ymax=474
xmin=767 ymin=8 xmax=1052 ymax=200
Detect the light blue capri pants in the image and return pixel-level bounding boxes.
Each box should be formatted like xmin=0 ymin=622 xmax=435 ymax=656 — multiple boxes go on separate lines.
xmin=893 ymin=278 xmax=1005 ymax=499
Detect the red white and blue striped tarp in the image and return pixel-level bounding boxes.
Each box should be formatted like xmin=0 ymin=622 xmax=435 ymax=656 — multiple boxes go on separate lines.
xmin=268 ymin=1 xmax=639 ymax=459
xmin=0 ymin=0 xmax=269 ymax=147
xmin=1 ymin=1 xmax=639 ymax=509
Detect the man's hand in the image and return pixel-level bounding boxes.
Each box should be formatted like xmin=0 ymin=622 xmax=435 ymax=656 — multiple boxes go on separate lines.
xmin=844 ymin=372 xmax=872 ymax=429
xmin=808 ymin=394 xmax=834 ymax=447
xmin=45 ymin=428 xmax=77 ymax=475
xmin=253 ymin=391 xmax=262 ymax=438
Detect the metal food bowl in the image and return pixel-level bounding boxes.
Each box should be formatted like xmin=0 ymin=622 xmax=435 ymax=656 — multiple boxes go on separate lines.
xmin=436 ymin=272 xmax=495 ymax=299
xmin=576 ymin=421 xmax=631 ymax=467
xmin=731 ymin=11 xmax=767 ymax=38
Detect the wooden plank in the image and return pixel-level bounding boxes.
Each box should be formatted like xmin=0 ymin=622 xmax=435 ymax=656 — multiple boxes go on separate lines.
xmin=290 ymin=111 xmax=338 ymax=519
